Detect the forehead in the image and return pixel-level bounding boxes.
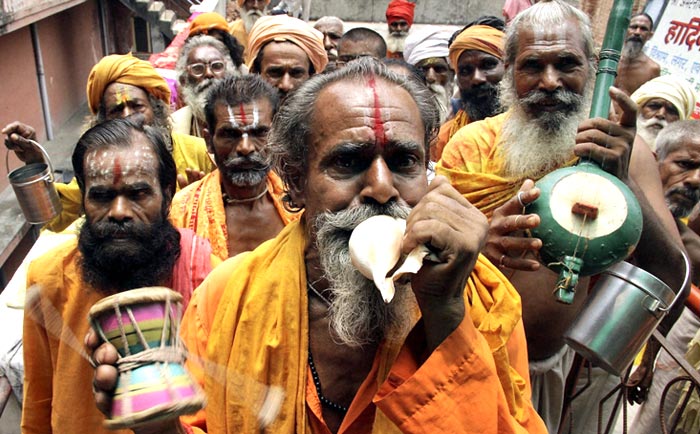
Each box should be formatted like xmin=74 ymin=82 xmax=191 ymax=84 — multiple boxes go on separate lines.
xmin=212 ymin=98 xmax=274 ymax=126
xmin=417 ymin=57 xmax=449 ymax=68
xmin=260 ymin=41 xmax=310 ymax=68
xmin=514 ymin=19 xmax=587 ymax=60
xmin=188 ymin=45 xmax=225 ymax=63
xmin=315 ymin=22 xmax=342 ymax=35
xmin=458 ymin=49 xmax=501 ymax=66
xmin=309 ymin=77 xmax=424 ymax=149
xmin=665 ymin=138 xmax=700 ymax=158
xmin=84 ymin=137 xmax=159 ymax=182
xmin=103 ymin=83 xmax=150 ymax=102
xmin=643 ymin=97 xmax=674 ymax=108
xmin=630 ymin=16 xmax=652 ymax=28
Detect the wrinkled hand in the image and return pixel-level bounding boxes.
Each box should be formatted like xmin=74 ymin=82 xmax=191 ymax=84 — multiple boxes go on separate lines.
xmin=2 ymin=121 xmax=43 ymax=164
xmin=177 ymin=168 xmax=206 ymax=189
xmin=85 ymin=329 xmax=185 ymax=434
xmin=402 ymin=176 xmax=488 ymax=350
xmin=574 ymin=87 xmax=637 ymax=182
xmin=483 ymin=180 xmax=542 ymax=271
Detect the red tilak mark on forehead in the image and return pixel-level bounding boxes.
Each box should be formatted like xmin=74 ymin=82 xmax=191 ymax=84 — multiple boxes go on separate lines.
xmin=367 ymin=76 xmax=386 ymax=148
xmin=113 ymin=157 xmax=122 ymax=184
xmin=239 ymin=103 xmax=248 ymax=124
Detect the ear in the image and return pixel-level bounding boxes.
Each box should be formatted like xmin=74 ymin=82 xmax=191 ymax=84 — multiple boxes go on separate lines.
xmin=203 ymin=127 xmax=215 ymax=154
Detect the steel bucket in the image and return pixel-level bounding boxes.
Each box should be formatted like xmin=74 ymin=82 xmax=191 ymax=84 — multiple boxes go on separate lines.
xmin=563 ymin=258 xmax=686 ymax=375
xmin=6 ymin=139 xmax=62 ymax=224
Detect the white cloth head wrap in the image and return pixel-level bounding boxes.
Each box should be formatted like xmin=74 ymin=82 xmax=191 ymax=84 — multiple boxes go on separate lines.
xmin=631 ymin=75 xmax=698 ymax=120
xmin=403 ymin=28 xmax=452 ymax=66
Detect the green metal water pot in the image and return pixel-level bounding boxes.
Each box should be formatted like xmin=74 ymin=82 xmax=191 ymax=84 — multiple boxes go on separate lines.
xmin=525 ymin=161 xmax=643 ymax=304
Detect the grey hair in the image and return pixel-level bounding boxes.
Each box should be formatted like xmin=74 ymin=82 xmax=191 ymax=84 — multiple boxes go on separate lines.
xmin=268 ymin=57 xmax=439 ymax=208
xmin=505 ymin=0 xmax=596 ymax=66
xmin=175 ymin=34 xmax=235 ymax=85
xmin=656 ymin=120 xmax=700 ymax=161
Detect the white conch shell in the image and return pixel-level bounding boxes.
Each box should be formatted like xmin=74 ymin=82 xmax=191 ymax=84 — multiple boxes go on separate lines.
xmin=349 ymin=215 xmax=432 ymax=303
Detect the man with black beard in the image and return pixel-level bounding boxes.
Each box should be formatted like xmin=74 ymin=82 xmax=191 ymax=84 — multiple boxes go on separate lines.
xmin=89 ymin=58 xmax=547 ymax=434
xmin=432 ymin=17 xmax=505 ymax=162
xmin=229 ymin=0 xmax=269 ymax=51
xmin=614 ymin=13 xmax=661 ymax=97
xmin=172 ymin=35 xmax=238 ymax=138
xmin=170 ymin=74 xmax=297 ymax=260
xmin=22 ymin=118 xmax=216 ymax=434
xmin=437 ymin=1 xmax=685 ymax=432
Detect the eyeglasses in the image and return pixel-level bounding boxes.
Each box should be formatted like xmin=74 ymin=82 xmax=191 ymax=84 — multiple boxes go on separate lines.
xmin=187 ymin=60 xmax=226 ymax=77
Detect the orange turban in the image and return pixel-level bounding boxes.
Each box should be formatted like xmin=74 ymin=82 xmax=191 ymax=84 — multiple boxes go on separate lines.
xmin=237 ymin=0 xmax=270 ymax=6
xmin=448 ymin=25 xmax=505 ymax=72
xmin=189 ymin=12 xmax=229 ymax=37
xmin=86 ymin=53 xmax=171 ymax=114
xmin=386 ymin=0 xmax=416 ymax=26
xmin=245 ymin=15 xmax=328 ymax=74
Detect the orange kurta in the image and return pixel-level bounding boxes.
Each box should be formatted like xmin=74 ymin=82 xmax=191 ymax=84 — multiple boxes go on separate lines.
xmin=170 ymin=170 xmax=297 ymax=260
xmin=179 ymin=220 xmax=546 ymax=433
xmin=22 ymin=229 xmax=216 ymax=434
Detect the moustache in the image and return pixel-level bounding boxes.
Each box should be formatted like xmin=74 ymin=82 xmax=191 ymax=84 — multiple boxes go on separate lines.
xmin=87 ymin=220 xmax=155 ymax=242
xmin=315 ymin=203 xmax=412 ymax=237
xmin=627 ymin=35 xmax=644 ymax=43
xmin=389 ymin=30 xmax=408 ymax=37
xmin=520 ymin=88 xmax=582 ymax=112
xmin=462 ymin=82 xmax=498 ymax=99
xmin=222 ymin=154 xmax=270 ymax=172
xmin=667 ymin=185 xmax=700 ymax=204
xmin=195 ymin=78 xmax=214 ymax=94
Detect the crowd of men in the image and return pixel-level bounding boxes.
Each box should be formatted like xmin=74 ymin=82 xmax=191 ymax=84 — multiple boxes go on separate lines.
xmin=4 ymin=0 xmax=700 ymax=433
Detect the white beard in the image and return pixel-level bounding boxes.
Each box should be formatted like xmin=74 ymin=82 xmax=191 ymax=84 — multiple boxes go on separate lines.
xmin=636 ymin=115 xmax=667 ymax=152
xmin=243 ymin=9 xmax=264 ymax=33
xmin=428 ymin=82 xmax=452 ymax=124
xmin=314 ymin=204 xmax=416 ymax=348
xmin=180 ymin=78 xmax=215 ymax=123
xmin=386 ymin=32 xmax=408 ymax=53
xmin=498 ymin=69 xmax=593 ymax=179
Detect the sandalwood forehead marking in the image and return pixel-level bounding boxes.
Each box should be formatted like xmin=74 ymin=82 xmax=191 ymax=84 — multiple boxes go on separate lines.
xmin=226 ymin=106 xmax=239 ymax=127
xmin=367 ymin=76 xmax=387 ymax=147
xmin=114 ymin=85 xmax=130 ymax=105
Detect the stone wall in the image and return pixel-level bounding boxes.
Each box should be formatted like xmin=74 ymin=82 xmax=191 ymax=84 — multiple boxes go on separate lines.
xmin=307 ymin=0 xmax=502 ymax=26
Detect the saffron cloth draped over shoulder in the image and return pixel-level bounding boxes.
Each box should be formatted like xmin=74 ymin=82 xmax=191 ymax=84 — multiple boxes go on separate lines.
xmin=86 ymin=53 xmax=171 ymax=114
xmin=179 ymin=220 xmax=546 ymax=433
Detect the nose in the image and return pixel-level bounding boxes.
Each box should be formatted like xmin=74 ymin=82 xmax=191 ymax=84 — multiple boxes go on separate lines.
xmin=686 ymin=168 xmax=700 ymax=187
xmin=204 ymin=64 xmax=216 ymax=79
xmin=324 ymin=35 xmax=333 ymax=50
xmin=425 ymin=67 xmax=437 ymax=84
xmin=655 ymin=106 xmax=669 ymax=120
xmin=278 ymin=73 xmax=295 ymax=94
xmin=360 ymin=158 xmax=400 ymax=205
xmin=108 ymin=196 xmax=133 ymax=222
xmin=471 ymin=68 xmax=486 ymax=86
xmin=235 ymin=133 xmax=255 ymax=156
xmin=539 ymin=64 xmax=562 ymax=92
xmin=121 ymin=106 xmax=133 ymax=118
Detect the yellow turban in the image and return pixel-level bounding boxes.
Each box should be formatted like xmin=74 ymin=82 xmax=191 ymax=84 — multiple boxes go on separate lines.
xmin=631 ymin=75 xmax=698 ymax=120
xmin=237 ymin=0 xmax=270 ymax=6
xmin=189 ymin=12 xmax=229 ymax=36
xmin=245 ymin=15 xmax=328 ymax=74
xmin=86 ymin=53 xmax=171 ymax=114
xmin=448 ymin=25 xmax=505 ymax=72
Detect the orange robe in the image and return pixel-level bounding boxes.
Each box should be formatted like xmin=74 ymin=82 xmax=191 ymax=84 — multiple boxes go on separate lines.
xmin=21 ymin=229 xmax=216 ymax=434
xmin=179 ymin=221 xmax=546 ymax=433
xmin=433 ymin=109 xmax=470 ymax=162
xmin=170 ymin=170 xmax=297 ymax=260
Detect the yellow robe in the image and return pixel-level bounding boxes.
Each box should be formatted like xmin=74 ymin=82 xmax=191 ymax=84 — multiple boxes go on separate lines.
xmin=170 ymin=170 xmax=298 ymax=260
xmin=179 ymin=221 xmax=546 ymax=433
xmin=44 ymin=131 xmax=214 ymax=233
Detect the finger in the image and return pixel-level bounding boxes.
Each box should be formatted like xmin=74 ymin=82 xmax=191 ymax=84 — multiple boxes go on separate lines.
xmin=499 ymin=255 xmax=541 ymax=271
xmin=94 ymin=390 xmax=113 ymax=415
xmin=94 ymin=364 xmax=119 ymax=392
xmin=501 ymin=213 xmax=540 ymax=234
xmin=497 ymin=180 xmax=539 ymax=217
xmin=93 ymin=342 xmax=119 ymax=366
xmin=609 ymin=86 xmax=637 ymax=128
xmin=177 ymin=174 xmax=187 ymax=189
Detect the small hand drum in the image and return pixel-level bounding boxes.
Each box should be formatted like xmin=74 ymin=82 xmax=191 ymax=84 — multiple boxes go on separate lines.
xmin=89 ymin=287 xmax=205 ymax=429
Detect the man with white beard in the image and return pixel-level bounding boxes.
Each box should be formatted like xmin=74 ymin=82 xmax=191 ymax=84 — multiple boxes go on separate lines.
xmin=402 ymin=28 xmax=454 ymax=124
xmin=437 ymin=1 xmax=685 ymax=432
xmin=614 ymin=13 xmax=660 ymax=97
xmin=385 ymin=0 xmax=415 ymax=59
xmin=172 ymin=35 xmax=238 ymax=138
xmin=88 ymin=58 xmax=548 ymax=434
xmin=630 ymin=74 xmax=698 ymax=152
xmin=229 ymin=0 xmax=268 ymax=51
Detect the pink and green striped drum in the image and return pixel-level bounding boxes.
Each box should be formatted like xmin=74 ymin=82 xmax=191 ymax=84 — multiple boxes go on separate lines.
xmin=89 ymin=287 xmax=206 ymax=429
